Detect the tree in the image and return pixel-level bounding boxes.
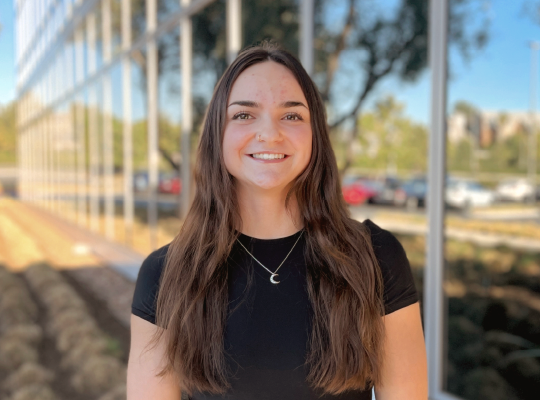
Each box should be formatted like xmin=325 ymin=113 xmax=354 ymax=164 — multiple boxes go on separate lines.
xmin=352 ymin=95 xmax=428 ymax=174
xmin=312 ymin=0 xmax=489 ymax=173
xmin=0 ymin=102 xmax=16 ymax=165
xmin=114 ymin=0 xmax=490 ymax=175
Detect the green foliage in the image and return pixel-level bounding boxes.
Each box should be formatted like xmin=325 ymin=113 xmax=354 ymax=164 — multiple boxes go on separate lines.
xmin=448 ymin=138 xmax=474 ymax=173
xmin=0 ymin=102 xmax=16 ymax=165
xmin=350 ymin=96 xmax=428 ymax=173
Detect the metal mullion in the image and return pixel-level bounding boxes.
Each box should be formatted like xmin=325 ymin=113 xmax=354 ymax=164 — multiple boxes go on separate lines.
xmin=425 ymin=0 xmax=453 ymax=399
xmin=29 ymin=126 xmax=33 ymax=204
xmin=26 ymin=122 xmax=30 ymax=203
xmin=38 ymin=118 xmax=42 ymax=207
xmin=48 ymin=112 xmax=54 ymax=213
xmin=226 ymin=0 xmax=241 ymax=65
xmin=300 ymin=0 xmax=314 ymax=76
xmin=23 ymin=129 xmax=27 ymax=202
xmin=18 ymin=0 xmax=216 ymax=110
xmin=33 ymin=124 xmax=38 ymax=204
xmin=43 ymin=116 xmax=49 ymax=210
xmin=18 ymin=0 xmax=62 ymax=75
xmin=147 ymin=0 xmax=159 ymax=250
xmin=35 ymin=123 xmax=39 ymax=205
xmin=18 ymin=129 xmax=24 ymax=202
xmin=18 ymin=0 xmax=102 ymax=95
xmin=102 ymin=0 xmax=115 ymax=240
xmin=75 ymin=27 xmax=87 ymax=228
xmin=66 ymin=38 xmax=77 ymax=222
xmin=121 ymin=0 xmax=134 ymax=245
xmin=26 ymin=128 xmax=30 ymax=202
xmin=87 ymin=12 xmax=100 ymax=233
xmin=180 ymin=0 xmax=192 ymax=219
xmin=52 ymin=59 xmax=60 ymax=215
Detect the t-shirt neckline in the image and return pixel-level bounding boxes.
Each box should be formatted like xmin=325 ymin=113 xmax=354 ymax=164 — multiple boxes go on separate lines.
xmin=237 ymin=228 xmax=305 ymax=246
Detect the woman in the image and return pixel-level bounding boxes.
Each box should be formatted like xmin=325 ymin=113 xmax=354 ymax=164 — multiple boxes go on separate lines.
xmin=128 ymin=42 xmax=427 ymax=400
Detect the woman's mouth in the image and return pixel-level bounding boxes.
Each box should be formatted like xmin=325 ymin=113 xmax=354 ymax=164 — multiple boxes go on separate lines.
xmin=250 ymin=153 xmax=288 ymax=160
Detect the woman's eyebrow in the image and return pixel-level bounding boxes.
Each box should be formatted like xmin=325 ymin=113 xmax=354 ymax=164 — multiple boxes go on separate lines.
xmin=227 ymin=100 xmax=307 ymax=109
xmin=227 ymin=100 xmax=260 ymax=108
xmin=279 ymin=101 xmax=308 ymax=109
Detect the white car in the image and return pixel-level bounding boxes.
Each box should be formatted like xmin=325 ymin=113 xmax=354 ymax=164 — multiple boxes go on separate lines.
xmin=495 ymin=178 xmax=534 ymax=202
xmin=446 ymin=180 xmax=494 ymax=209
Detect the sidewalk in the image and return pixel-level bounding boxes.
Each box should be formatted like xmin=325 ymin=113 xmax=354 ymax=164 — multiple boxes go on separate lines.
xmin=0 ymin=198 xmax=144 ymax=328
xmin=351 ymin=209 xmax=540 ymax=252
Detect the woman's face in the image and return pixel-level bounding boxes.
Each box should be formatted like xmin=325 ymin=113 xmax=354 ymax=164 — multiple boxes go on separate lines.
xmin=222 ymin=61 xmax=312 ymax=194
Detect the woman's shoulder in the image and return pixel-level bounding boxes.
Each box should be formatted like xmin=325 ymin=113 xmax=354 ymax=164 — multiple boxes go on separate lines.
xmin=360 ymin=218 xmax=419 ymax=315
xmin=138 ymin=243 xmax=171 ymax=281
xmin=131 ymin=243 xmax=171 ymax=324
xmin=361 ymin=218 xmax=404 ymax=253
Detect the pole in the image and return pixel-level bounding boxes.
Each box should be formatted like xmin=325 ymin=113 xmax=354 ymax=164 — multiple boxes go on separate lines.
xmin=300 ymin=0 xmax=314 ymax=76
xmin=180 ymin=0 xmax=193 ymax=220
xmin=425 ymin=0 xmax=448 ymax=397
xmin=529 ymin=41 xmax=539 ymax=202
xmin=147 ymin=0 xmax=159 ymax=250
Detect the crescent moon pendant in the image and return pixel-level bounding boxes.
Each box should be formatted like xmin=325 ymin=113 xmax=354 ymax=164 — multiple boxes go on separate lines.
xmin=270 ymin=274 xmax=280 ymax=284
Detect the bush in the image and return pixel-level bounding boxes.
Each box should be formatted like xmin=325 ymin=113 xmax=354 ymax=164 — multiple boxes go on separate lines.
xmin=1 ymin=324 xmax=43 ymax=346
xmin=8 ymin=383 xmax=58 ymax=400
xmin=97 ymin=384 xmax=127 ymax=400
xmin=3 ymin=363 xmax=54 ymax=394
xmin=0 ymin=339 xmax=39 ymax=372
xmin=71 ymin=355 xmax=126 ymax=395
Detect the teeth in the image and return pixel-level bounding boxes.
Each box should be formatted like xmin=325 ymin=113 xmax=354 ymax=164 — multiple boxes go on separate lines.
xmin=252 ymin=153 xmax=285 ymax=160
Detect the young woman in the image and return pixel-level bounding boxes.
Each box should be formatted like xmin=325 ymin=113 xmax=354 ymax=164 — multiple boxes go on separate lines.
xmin=128 ymin=42 xmax=427 ymax=400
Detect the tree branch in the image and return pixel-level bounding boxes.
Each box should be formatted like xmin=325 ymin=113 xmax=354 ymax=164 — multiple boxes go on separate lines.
xmin=321 ymin=0 xmax=356 ymax=102
xmin=329 ymin=26 xmax=422 ymax=130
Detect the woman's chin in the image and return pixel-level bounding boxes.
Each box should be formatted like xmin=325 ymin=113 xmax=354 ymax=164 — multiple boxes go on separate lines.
xmin=249 ymin=179 xmax=289 ymax=192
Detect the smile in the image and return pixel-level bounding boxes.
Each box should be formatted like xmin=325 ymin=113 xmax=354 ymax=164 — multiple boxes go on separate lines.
xmin=250 ymin=153 xmax=287 ymax=160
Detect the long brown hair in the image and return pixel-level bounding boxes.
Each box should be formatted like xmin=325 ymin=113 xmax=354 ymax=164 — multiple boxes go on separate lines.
xmin=149 ymin=42 xmax=385 ymax=396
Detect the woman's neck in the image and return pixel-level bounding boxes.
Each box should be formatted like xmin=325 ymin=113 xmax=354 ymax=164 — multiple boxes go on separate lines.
xmin=236 ymin=186 xmax=303 ymax=239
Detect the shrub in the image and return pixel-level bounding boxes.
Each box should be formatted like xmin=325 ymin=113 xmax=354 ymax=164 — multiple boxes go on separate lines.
xmin=97 ymin=384 xmax=127 ymax=400
xmin=1 ymin=324 xmax=43 ymax=346
xmin=3 ymin=363 xmax=54 ymax=393
xmin=71 ymin=355 xmax=126 ymax=395
xmin=0 ymin=339 xmax=39 ymax=372
xmin=8 ymin=383 xmax=58 ymax=400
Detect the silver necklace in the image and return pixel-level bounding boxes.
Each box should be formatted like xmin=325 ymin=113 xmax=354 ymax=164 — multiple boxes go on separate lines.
xmin=236 ymin=230 xmax=304 ymax=284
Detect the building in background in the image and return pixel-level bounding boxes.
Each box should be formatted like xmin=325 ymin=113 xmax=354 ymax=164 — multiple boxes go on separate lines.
xmin=15 ymin=1 xmax=540 ymax=399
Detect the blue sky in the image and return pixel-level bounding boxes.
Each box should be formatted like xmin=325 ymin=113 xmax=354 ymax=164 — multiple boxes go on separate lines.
xmin=366 ymin=0 xmax=540 ymax=123
xmin=1 ymin=0 xmax=540 ymax=125
xmin=0 ymin=1 xmax=15 ymax=105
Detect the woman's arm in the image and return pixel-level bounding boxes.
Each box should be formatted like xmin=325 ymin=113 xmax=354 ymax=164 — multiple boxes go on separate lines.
xmin=127 ymin=314 xmax=183 ymax=400
xmin=374 ymin=302 xmax=428 ymax=399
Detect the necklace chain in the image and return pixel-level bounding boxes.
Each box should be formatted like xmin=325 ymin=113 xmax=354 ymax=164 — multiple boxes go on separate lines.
xmin=236 ymin=230 xmax=304 ymax=284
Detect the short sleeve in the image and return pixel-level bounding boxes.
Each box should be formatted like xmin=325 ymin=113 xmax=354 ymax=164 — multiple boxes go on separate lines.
xmin=131 ymin=244 xmax=170 ymax=324
xmin=363 ymin=219 xmax=419 ymax=315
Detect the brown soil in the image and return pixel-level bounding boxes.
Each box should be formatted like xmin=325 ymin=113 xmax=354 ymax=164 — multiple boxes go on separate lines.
xmin=61 ymin=271 xmax=131 ymax=364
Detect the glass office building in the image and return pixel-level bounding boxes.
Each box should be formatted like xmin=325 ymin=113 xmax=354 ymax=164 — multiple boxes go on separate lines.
xmin=14 ymin=0 xmax=540 ymax=399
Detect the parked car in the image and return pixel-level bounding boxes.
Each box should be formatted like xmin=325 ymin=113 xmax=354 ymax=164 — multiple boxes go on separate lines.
xmin=341 ymin=176 xmax=378 ymax=205
xmin=445 ymin=179 xmax=494 ymax=209
xmin=495 ymin=178 xmax=534 ymax=202
xmin=133 ymin=171 xmax=178 ymax=192
xmin=400 ymin=177 xmax=428 ymax=210
xmin=158 ymin=173 xmax=182 ymax=194
xmin=364 ymin=176 xmax=407 ymax=206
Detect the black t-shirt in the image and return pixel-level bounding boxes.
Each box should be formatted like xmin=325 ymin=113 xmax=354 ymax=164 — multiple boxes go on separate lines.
xmin=131 ymin=219 xmax=418 ymax=400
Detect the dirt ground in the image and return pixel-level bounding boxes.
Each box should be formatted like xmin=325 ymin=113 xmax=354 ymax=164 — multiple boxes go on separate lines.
xmin=0 ymin=197 xmax=133 ymax=399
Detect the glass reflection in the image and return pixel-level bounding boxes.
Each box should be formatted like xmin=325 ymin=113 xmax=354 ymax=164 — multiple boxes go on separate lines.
xmin=445 ymin=1 xmax=540 ymax=399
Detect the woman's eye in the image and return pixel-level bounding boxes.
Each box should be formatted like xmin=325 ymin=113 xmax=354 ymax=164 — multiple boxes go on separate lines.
xmin=284 ymin=113 xmax=303 ymax=121
xmin=232 ymin=112 xmax=252 ymax=120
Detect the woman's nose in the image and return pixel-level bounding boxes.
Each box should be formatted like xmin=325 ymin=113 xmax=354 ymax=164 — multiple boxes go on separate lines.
xmin=256 ymin=116 xmax=283 ymax=142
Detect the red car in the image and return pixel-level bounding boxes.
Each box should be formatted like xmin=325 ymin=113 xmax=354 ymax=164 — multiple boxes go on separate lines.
xmin=158 ymin=174 xmax=182 ymax=194
xmin=341 ymin=178 xmax=378 ymax=205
